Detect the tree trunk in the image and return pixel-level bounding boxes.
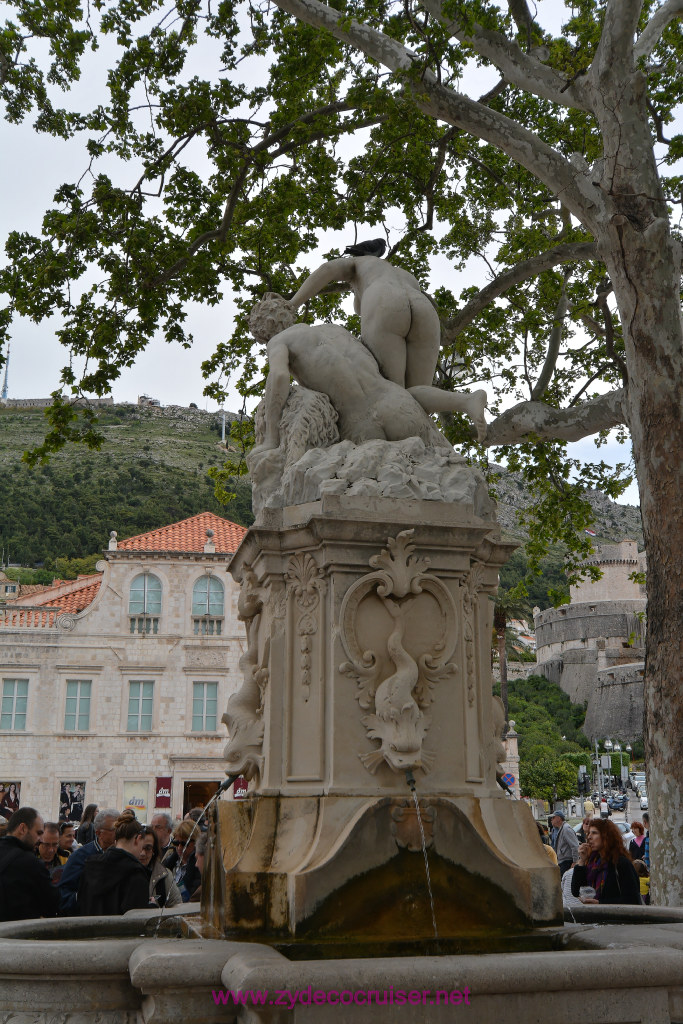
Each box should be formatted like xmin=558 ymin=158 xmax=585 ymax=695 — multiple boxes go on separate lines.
xmin=587 ymin=17 xmax=683 ymax=902
xmin=600 ymin=222 xmax=683 ymax=906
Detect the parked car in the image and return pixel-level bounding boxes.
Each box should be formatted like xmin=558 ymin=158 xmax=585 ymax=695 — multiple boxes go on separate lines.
xmin=608 ymin=795 xmax=628 ymax=811
xmin=615 ymin=820 xmax=637 ymax=848
xmin=640 ymin=793 xmax=648 ymax=810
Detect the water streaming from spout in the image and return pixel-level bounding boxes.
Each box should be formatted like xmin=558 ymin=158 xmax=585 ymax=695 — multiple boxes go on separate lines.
xmin=153 ymin=774 xmax=239 ymax=938
xmin=405 ymin=771 xmax=439 ymax=945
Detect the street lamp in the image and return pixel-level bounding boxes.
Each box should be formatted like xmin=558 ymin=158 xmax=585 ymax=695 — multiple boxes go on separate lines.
xmin=604 ymin=738 xmax=613 ymax=795
xmin=614 ymin=742 xmax=624 ymax=800
xmin=625 ymin=744 xmax=632 ymax=822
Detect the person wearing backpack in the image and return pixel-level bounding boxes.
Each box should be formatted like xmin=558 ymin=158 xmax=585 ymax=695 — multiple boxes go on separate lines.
xmin=0 ymin=807 xmax=59 ymax=921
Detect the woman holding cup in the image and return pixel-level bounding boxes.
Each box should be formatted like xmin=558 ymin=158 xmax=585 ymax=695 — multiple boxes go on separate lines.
xmin=571 ymin=818 xmax=641 ymax=905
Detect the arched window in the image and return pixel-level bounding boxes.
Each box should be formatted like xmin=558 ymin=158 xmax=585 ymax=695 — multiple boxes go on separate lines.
xmin=129 ymin=573 xmax=162 ymax=634
xmin=192 ymin=575 xmax=224 ymax=635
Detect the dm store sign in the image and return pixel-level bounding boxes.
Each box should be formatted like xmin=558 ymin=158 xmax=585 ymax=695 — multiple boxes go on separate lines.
xmin=123 ymin=781 xmax=149 ymax=820
xmin=155 ymin=777 xmax=172 ymax=808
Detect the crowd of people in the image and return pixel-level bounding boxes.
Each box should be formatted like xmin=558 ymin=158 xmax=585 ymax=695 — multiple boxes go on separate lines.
xmin=0 ymin=792 xmax=656 ymax=923
xmin=0 ymin=802 xmax=210 ymax=922
xmin=536 ymin=804 xmax=652 ymax=909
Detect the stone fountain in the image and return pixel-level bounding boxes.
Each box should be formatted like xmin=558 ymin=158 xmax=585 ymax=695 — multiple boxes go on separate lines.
xmin=2 ymin=257 xmax=682 ymax=1023
xmin=207 ymin=271 xmax=559 ymax=946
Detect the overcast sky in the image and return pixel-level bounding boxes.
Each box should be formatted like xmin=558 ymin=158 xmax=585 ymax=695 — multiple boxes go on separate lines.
xmin=0 ymin=4 xmax=641 ymax=505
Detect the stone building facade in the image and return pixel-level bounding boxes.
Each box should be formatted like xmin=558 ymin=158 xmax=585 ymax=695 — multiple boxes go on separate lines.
xmin=0 ymin=512 xmax=247 ymax=822
xmin=534 ymin=540 xmax=646 ymax=741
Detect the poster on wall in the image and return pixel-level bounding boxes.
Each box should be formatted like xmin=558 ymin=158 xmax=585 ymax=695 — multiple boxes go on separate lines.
xmin=123 ymin=781 xmax=149 ymax=820
xmin=0 ymin=781 xmax=21 ymax=820
xmin=60 ymin=781 xmax=86 ymax=822
xmin=155 ymin=777 xmax=172 ymax=808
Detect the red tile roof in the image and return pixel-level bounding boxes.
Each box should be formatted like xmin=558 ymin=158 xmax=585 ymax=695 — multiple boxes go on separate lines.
xmin=0 ymin=574 xmax=103 ymax=624
xmin=0 ymin=608 xmax=62 ymax=629
xmin=15 ymin=574 xmax=103 ymax=613
xmin=41 ymin=578 xmax=102 ymax=614
xmin=116 ymin=512 xmax=247 ymax=554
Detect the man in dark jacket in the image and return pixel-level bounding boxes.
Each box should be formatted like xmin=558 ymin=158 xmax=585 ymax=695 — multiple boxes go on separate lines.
xmin=0 ymin=807 xmax=59 ymax=921
xmin=58 ymin=807 xmax=119 ymax=915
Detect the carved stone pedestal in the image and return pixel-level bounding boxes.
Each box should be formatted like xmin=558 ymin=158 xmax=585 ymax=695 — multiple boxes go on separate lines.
xmin=209 ymin=495 xmax=561 ymax=941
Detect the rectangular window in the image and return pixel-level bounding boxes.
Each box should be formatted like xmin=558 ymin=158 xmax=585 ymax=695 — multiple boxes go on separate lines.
xmin=1 ymin=679 xmax=28 ymax=731
xmin=127 ymin=681 xmax=154 ymax=732
xmin=192 ymin=681 xmax=217 ymax=732
xmin=64 ymin=680 xmax=91 ymax=732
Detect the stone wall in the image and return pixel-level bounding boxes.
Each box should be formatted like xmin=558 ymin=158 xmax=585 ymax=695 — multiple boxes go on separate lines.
xmin=582 ymin=663 xmax=646 ymax=742
xmin=534 ymin=542 xmax=646 ymax=738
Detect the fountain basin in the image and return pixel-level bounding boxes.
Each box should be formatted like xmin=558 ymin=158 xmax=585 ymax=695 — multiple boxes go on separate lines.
xmin=1 ymin=906 xmax=683 ymax=1023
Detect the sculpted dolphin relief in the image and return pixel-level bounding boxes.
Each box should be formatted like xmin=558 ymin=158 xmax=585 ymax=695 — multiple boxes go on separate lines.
xmin=340 ymin=530 xmax=457 ymax=775
xmin=360 ymin=597 xmax=434 ymax=774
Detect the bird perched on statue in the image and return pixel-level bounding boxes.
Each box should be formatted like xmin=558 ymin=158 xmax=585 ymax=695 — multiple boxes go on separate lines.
xmin=343 ymin=238 xmax=387 ymax=258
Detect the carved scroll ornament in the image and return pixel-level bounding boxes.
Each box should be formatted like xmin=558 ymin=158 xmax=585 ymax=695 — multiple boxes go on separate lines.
xmin=340 ymin=530 xmax=458 ymax=775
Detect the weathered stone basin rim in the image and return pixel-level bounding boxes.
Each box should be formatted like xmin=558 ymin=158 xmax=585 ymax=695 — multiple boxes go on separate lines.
xmin=1 ymin=905 xmax=683 ymax=1023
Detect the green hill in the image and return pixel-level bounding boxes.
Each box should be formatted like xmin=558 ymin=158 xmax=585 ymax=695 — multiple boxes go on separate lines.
xmin=0 ymin=403 xmax=252 ymax=567
xmin=0 ymin=402 xmax=642 ymax=601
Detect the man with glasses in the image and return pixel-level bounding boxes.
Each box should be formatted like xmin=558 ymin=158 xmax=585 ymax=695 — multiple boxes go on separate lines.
xmin=58 ymin=808 xmax=119 ymax=915
xmin=150 ymin=812 xmax=173 ymax=856
xmin=35 ymin=822 xmax=63 ymax=881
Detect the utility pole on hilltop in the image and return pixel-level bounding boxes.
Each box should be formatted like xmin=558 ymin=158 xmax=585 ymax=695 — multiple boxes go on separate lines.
xmin=1 ymin=342 xmax=9 ymax=401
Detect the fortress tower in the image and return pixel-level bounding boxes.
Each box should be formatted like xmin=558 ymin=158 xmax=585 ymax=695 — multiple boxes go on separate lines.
xmin=534 ymin=540 xmax=646 ymax=741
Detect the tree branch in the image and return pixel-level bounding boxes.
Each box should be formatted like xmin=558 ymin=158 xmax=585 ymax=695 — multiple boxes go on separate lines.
xmin=635 ymin=0 xmax=683 ymax=60
xmin=443 ymin=241 xmax=596 ymax=342
xmin=592 ymin=0 xmax=641 ymax=84
xmin=507 ymin=0 xmax=533 ymax=46
xmin=145 ymin=100 xmax=370 ymax=288
xmin=483 ymin=389 xmax=627 ymax=446
xmin=596 ymin=285 xmax=629 ymax=384
xmin=420 ymin=0 xmax=593 ymax=112
xmin=270 ymin=0 xmax=597 ymax=225
xmin=530 ymin=269 xmax=570 ymax=400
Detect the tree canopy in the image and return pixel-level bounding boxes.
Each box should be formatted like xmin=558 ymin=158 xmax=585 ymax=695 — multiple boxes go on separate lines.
xmin=1 ymin=0 xmax=682 ymax=902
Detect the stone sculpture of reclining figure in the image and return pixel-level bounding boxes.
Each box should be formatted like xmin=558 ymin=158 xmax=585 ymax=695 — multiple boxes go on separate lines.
xmin=248 ymin=290 xmax=487 ymax=452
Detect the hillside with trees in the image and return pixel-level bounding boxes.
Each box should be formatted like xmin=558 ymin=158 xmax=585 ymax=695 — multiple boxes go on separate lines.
xmin=0 ymin=404 xmax=252 ymax=567
xmin=1 ymin=403 xmax=641 ymax=587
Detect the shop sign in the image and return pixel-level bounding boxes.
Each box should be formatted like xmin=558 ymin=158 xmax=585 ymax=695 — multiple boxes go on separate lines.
xmin=233 ymin=777 xmax=248 ymax=800
xmin=155 ymin=777 xmax=172 ymax=807
xmin=122 ymin=781 xmax=148 ymax=820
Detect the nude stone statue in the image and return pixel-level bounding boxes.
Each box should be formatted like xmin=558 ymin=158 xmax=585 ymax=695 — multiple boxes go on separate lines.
xmin=288 ymin=254 xmax=441 ymax=391
xmin=248 ymin=288 xmax=487 ymax=453
xmin=287 ymin=256 xmax=487 ymax=441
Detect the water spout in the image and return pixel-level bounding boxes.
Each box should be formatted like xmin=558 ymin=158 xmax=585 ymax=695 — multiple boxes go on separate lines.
xmin=404 ymin=770 xmax=439 ymax=945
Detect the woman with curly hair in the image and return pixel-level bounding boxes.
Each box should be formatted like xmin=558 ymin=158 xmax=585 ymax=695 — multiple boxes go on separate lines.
xmin=571 ymin=818 xmax=641 ymax=905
